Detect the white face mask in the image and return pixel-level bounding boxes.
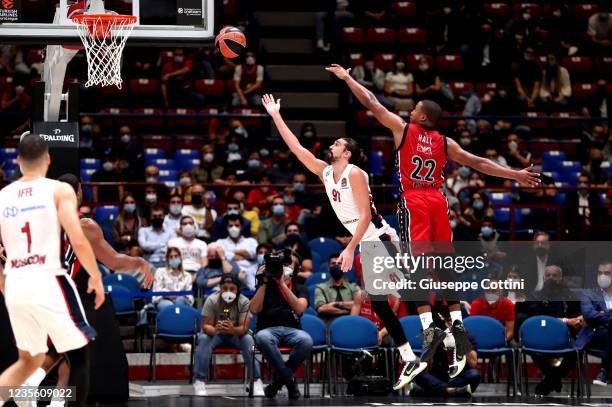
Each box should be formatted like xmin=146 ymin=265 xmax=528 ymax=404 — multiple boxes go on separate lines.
xmin=204 ymin=153 xmax=214 ymax=163
xmin=179 ymin=177 xmax=191 ymax=187
xmin=485 ymin=293 xmax=499 ymax=304
xmin=221 ymin=291 xmax=237 ymax=303
xmin=169 ymin=204 xmax=182 ymax=216
xmin=283 ymin=266 xmax=294 ymax=278
xmin=228 ymin=225 xmax=241 ymax=239
xmin=598 ymin=274 xmax=612 ymax=290
xmin=182 ymin=224 xmax=196 ymax=238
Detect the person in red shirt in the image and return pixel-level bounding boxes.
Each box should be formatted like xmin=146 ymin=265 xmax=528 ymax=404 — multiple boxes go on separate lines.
xmin=246 ymin=175 xmax=278 ymax=213
xmin=161 ymin=48 xmax=194 ymax=108
xmin=469 ymin=284 xmax=515 ymax=342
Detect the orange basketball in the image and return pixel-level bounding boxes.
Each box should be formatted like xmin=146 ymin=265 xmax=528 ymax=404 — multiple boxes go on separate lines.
xmin=215 ymin=26 xmax=246 ymax=59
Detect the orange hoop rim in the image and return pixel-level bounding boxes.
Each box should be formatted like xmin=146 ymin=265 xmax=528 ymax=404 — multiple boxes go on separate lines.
xmin=72 ymin=13 xmax=137 ymax=27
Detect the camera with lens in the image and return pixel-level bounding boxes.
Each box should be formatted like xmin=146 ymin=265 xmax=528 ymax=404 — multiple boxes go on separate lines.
xmin=264 ymin=248 xmax=293 ymax=279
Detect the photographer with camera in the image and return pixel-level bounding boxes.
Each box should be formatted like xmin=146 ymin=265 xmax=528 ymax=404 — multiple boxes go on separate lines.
xmin=193 ymin=274 xmax=264 ymax=396
xmin=249 ymin=249 xmax=313 ymax=399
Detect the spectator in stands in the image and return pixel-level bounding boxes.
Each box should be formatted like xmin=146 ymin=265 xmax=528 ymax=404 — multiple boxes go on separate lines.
xmin=167 ymin=216 xmax=208 ymax=276
xmin=470 ymin=280 xmax=515 ymax=342
xmin=414 ymin=56 xmax=445 ymax=107
xmin=112 ymin=194 xmax=144 ymax=252
xmin=462 ymin=191 xmax=494 ymax=227
xmin=258 ymin=196 xmax=289 ymax=245
xmin=91 ymin=154 xmax=124 ymax=203
xmin=281 ymin=222 xmax=313 ymax=280
xmin=523 ymin=232 xmax=574 ymax=293
xmin=506 ymin=5 xmax=540 ymax=49
xmin=541 ymin=4 xmax=579 ymax=57
xmin=446 ymin=165 xmax=470 ymax=196
xmin=584 ymin=149 xmax=608 ymax=185
xmin=163 ymin=195 xmax=183 ymax=235
xmin=0 ymin=80 xmax=30 ymax=114
xmin=161 ymin=48 xmax=194 ymax=108
xmin=217 ymin=215 xmax=258 ymax=290
xmin=504 ymin=134 xmax=531 ymax=168
xmin=256 ymin=243 xmax=272 ymax=266
xmin=299 ymin=125 xmax=323 ymax=161
xmin=232 ymin=190 xmax=260 ymax=236
xmin=587 ymin=2 xmax=612 ymax=52
xmin=576 ymin=261 xmax=612 ymax=387
xmin=505 ymin=267 xmax=528 ymax=305
xmin=315 ymin=0 xmax=355 ymax=52
xmin=292 ymin=172 xmax=319 ymax=212
xmin=449 ymin=209 xmax=473 ymax=241
xmin=225 ymin=135 xmax=245 ymax=165
xmin=144 ymin=165 xmax=170 ymax=202
xmin=538 ymin=54 xmax=572 ymax=112
xmin=139 ymin=247 xmax=194 ymax=325
xmin=384 ymin=58 xmax=415 ymax=110
xmin=282 ymin=188 xmax=301 ymax=222
xmin=170 ymin=170 xmax=194 ymax=205
xmin=196 ymin=243 xmax=240 ymax=295
xmin=351 ymin=57 xmax=393 ymax=110
xmin=250 ymin=250 xmax=312 ymax=399
xmin=194 ymin=274 xmax=263 ymax=396
xmin=582 ymin=79 xmax=610 ymax=119
xmin=77 ymin=116 xmax=99 ymax=157
xmin=0 ymin=45 xmax=29 ymax=78
xmin=478 ymin=218 xmax=506 ymax=260
xmin=246 ymin=174 xmax=278 ymax=214
xmin=565 ymin=174 xmax=604 ymax=238
xmin=192 ymin=144 xmax=224 ymax=184
xmin=584 ymin=124 xmax=609 ymax=153
xmin=358 ymin=0 xmax=390 ymax=27
xmin=113 ymin=125 xmax=142 ymax=162
xmin=212 ymin=200 xmax=252 ymax=241
xmin=513 ymin=47 xmax=541 ymax=110
xmin=457 ymin=128 xmax=485 ymax=156
xmin=138 ymin=206 xmax=174 ymax=268
xmin=182 ymin=184 xmax=217 ymax=241
xmin=232 ymin=51 xmax=263 ymax=107
xmin=314 ymin=253 xmax=361 ymax=323
xmin=245 ymin=151 xmax=264 ymax=179
xmin=466 ymin=20 xmax=509 ymax=83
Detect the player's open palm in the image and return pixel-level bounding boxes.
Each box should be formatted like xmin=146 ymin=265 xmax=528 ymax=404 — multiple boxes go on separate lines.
xmin=515 ymin=164 xmax=541 ymax=187
xmin=262 ymin=94 xmax=281 ymax=116
xmin=88 ymin=277 xmax=106 ymax=310
xmin=325 ymin=64 xmax=351 ymax=80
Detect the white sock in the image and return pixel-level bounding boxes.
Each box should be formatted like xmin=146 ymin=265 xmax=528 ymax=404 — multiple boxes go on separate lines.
xmin=25 ymin=367 xmax=46 ymax=387
xmin=398 ymin=342 xmax=417 ymax=362
xmin=450 ymin=310 xmax=463 ymax=324
xmin=419 ymin=311 xmax=434 ymax=329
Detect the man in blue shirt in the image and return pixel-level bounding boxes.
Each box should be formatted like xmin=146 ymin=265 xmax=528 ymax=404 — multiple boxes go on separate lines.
xmin=138 ymin=206 xmax=173 ymax=268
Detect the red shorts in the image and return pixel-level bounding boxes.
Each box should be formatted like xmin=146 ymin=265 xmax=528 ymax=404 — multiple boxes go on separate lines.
xmin=398 ymin=189 xmax=452 ymax=250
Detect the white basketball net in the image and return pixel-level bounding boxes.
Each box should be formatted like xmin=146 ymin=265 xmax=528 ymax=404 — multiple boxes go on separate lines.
xmin=73 ymin=14 xmax=136 ymax=88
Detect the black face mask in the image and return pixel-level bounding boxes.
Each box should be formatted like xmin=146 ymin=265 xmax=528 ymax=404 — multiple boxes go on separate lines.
xmin=329 ymin=265 xmax=343 ymax=281
xmin=191 ymin=194 xmax=203 ymax=206
xmin=543 ymin=279 xmax=562 ymax=292
xmin=285 ymin=234 xmax=301 ymax=247
xmin=534 ymin=247 xmax=549 ymax=257
xmin=208 ymin=258 xmax=222 ymax=269
xmin=151 ymin=218 xmax=164 ymax=228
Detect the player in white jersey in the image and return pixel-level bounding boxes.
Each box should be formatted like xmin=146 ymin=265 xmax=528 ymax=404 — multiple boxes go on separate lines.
xmin=262 ymin=93 xmax=427 ymax=388
xmin=0 ymin=134 xmax=104 ymax=406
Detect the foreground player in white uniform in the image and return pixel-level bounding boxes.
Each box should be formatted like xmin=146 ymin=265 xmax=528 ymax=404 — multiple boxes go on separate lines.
xmin=262 ymin=93 xmax=427 ymax=388
xmin=0 ymin=134 xmax=105 ymax=406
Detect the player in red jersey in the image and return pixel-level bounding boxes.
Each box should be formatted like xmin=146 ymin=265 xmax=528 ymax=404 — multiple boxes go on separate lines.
xmin=327 ymin=64 xmax=540 ymax=389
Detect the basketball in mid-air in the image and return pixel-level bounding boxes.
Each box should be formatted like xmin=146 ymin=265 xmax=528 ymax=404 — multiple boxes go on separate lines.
xmin=215 ymin=26 xmax=247 ymax=59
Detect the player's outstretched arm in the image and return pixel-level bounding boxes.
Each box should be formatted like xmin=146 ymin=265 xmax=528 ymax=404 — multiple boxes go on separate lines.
xmin=447 ymin=137 xmax=541 ymax=187
xmin=326 ymin=64 xmax=406 ymax=147
xmin=262 ymin=93 xmax=327 ymax=178
xmin=55 ymin=183 xmax=105 ymax=309
xmin=80 ymin=218 xmax=154 ymax=288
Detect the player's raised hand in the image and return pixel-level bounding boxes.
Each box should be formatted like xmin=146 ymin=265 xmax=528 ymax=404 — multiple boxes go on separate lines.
xmin=514 ymin=164 xmax=541 ymax=187
xmin=139 ymin=258 xmax=155 ymax=289
xmin=88 ymin=276 xmax=106 ymax=310
xmin=337 ymin=247 xmax=354 ymax=273
xmin=325 ymin=64 xmax=352 ymax=81
xmin=262 ymin=94 xmax=281 ymax=116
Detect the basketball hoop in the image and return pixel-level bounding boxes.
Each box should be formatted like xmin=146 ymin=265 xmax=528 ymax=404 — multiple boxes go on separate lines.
xmin=72 ymin=13 xmax=136 ymax=88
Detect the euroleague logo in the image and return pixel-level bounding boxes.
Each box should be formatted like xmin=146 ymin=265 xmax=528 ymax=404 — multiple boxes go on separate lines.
xmin=2 ymin=0 xmax=14 ymax=9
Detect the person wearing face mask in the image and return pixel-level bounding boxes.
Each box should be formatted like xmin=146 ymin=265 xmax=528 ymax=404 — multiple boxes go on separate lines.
xmin=538 ymin=53 xmax=572 ymax=113
xmin=414 ymin=56 xmax=444 ymax=106
xmin=138 ymin=206 xmax=174 ymax=269
xmin=182 ymin=184 xmax=217 ymax=241
xmin=351 ymin=58 xmax=394 ymax=110
xmin=446 ymin=165 xmax=470 ymax=195
xmin=565 ymin=174 xmax=603 ymax=238
xmin=281 ymin=222 xmax=313 ymax=280
xmin=478 ymin=218 xmax=505 ymax=261
xmin=160 ymin=48 xmax=194 ymax=108
xmin=211 ymin=200 xmax=251 ymax=241
xmin=462 ymin=192 xmax=494 ymax=227
xmin=587 ymin=2 xmax=612 ymax=51
xmin=576 ymin=261 xmax=612 ymax=387
xmin=170 ymin=170 xmax=194 ymax=205
xmin=91 ymin=154 xmax=124 ymax=203
xmin=232 ymin=51 xmax=264 ymax=107
xmin=192 ymin=144 xmax=224 ymax=184
xmin=250 ymin=250 xmax=312 ymax=399
xmin=383 ymin=58 xmax=415 ymax=110
xmin=163 ymin=195 xmax=184 ymax=235
xmin=524 ymin=232 xmax=571 ymax=294
xmin=314 ymin=253 xmax=362 ymax=323
xmin=113 ymin=125 xmax=141 ymax=162
xmin=258 ymin=197 xmax=290 ymax=245
xmin=216 ymin=215 xmax=258 ymax=291
xmin=143 ymin=165 xmax=170 ymax=203
xmin=167 ymin=216 xmax=208 ymax=276
xmin=504 ymin=134 xmax=531 ymax=168
xmin=194 ymin=274 xmax=264 ymax=396
xmin=470 ymin=283 xmax=515 ymax=342
xmin=584 ymin=148 xmax=608 ymax=185
xmin=246 ymin=174 xmax=279 ymax=211
xmin=195 ymin=243 xmax=240 ymax=295
xmin=513 ymin=47 xmax=541 ymax=110
xmin=112 ymin=194 xmax=144 ymax=252
xmin=282 ymin=187 xmax=302 ymax=222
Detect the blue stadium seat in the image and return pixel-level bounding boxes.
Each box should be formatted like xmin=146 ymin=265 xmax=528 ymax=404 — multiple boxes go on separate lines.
xmin=143 ymin=148 xmax=165 ymax=160
xmin=94 ymin=205 xmax=120 ymax=224
xmin=553 ymin=192 xmax=567 ymax=205
xmin=146 ymin=158 xmax=176 ymax=170
xmin=560 ymin=171 xmax=580 ymax=185
xmin=80 ymin=168 xmax=96 ymax=182
xmin=308 ymin=237 xmax=343 ymax=265
xmin=3 ymin=158 xmax=17 ymax=170
xmin=163 ymin=180 xmax=177 ymax=189
xmin=80 ymin=158 xmax=100 ymax=170
xmin=559 ymin=160 xmax=582 ymax=173
xmin=174 ymin=149 xmax=199 ymax=161
xmin=158 ymin=169 xmax=178 ymax=181
xmin=103 ymin=273 xmax=141 ymax=292
xmin=493 ymin=207 xmax=522 ymax=224
xmin=317 ymin=262 xmax=330 ymax=274
xmin=176 ymin=159 xmax=200 ymax=171
xmin=489 ymin=192 xmax=513 ymax=205
xmin=542 ymin=151 xmax=566 ymax=170
xmin=0 ymin=148 xmax=17 ymax=161
xmin=306 ymin=272 xmax=329 ymax=286
xmin=399 ymin=315 xmax=423 ymax=353
xmin=542 ymin=171 xmax=560 ymax=181
xmin=600 ymin=193 xmax=608 ymax=205
xmin=311 ymin=251 xmax=322 ymax=271
xmin=383 ymin=214 xmax=399 ymax=233
xmin=369 ymin=150 xmax=384 ymax=177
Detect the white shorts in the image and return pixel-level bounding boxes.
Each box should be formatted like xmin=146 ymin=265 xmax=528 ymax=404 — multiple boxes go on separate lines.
xmin=4 ymin=271 xmax=96 ymax=356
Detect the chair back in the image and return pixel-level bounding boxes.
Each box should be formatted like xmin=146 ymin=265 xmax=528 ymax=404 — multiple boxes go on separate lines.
xmin=330 ymin=315 xmax=377 ymax=349
xmin=105 ymin=284 xmax=134 ymax=313
xmin=464 ymin=316 xmax=505 ymax=350
xmin=301 ymin=314 xmax=327 ymax=346
xmin=399 ymin=315 xmax=424 ymax=349
xmin=306 ymin=272 xmax=329 ymax=286
xmin=156 ymin=304 xmax=201 ymax=337
xmin=520 ymin=315 xmax=571 ymax=350
xmin=308 ymin=237 xmax=343 ymax=265
xmin=103 ymin=273 xmax=141 ymax=292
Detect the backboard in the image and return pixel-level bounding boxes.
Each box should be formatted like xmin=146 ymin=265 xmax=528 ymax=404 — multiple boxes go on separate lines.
xmin=0 ymin=0 xmax=215 ymax=45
